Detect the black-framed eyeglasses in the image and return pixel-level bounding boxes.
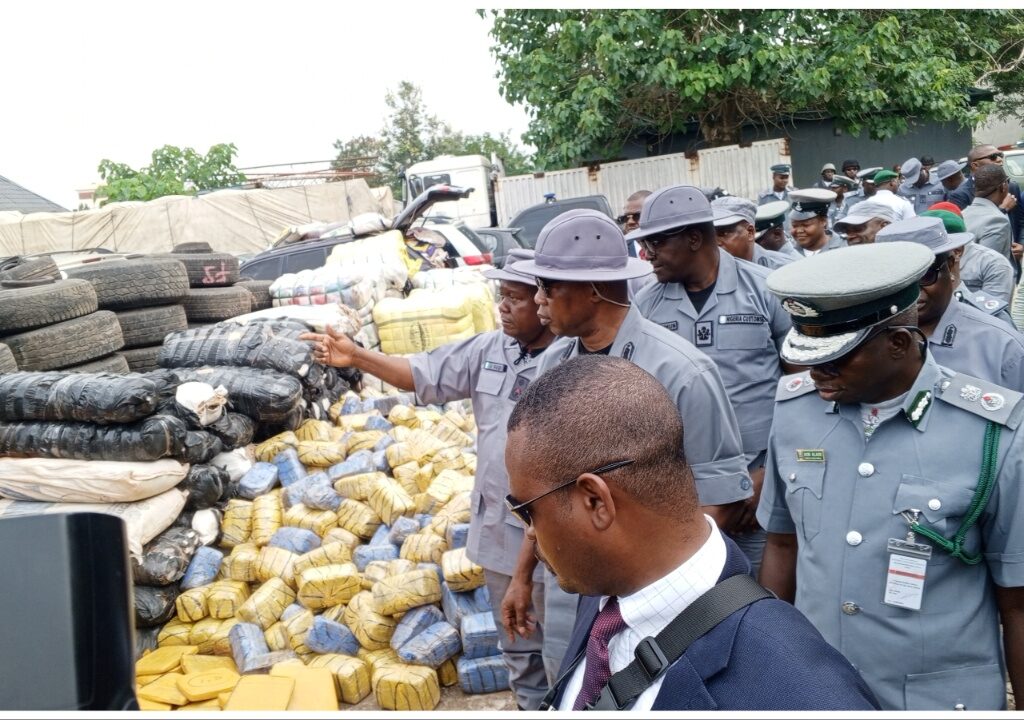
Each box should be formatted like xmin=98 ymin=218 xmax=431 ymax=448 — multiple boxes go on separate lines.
xmin=616 ymin=212 xmax=641 ymax=225
xmin=535 ymin=276 xmax=562 ymax=296
xmin=978 ymin=152 xmax=1004 ymax=162
xmin=919 ymin=255 xmax=949 ymax=287
xmin=638 ymin=232 xmax=679 ymax=254
xmin=504 ymin=459 xmax=635 ymax=527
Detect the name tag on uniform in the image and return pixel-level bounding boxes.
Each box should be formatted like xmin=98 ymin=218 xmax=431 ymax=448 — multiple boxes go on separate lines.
xmin=660 ymin=321 xmax=679 ymax=332
xmin=796 ymin=449 xmax=825 ymax=462
xmin=483 ymin=361 xmax=507 ymax=373
xmin=718 ymin=314 xmax=767 ymax=324
xmin=883 ymin=538 xmax=931 ymax=611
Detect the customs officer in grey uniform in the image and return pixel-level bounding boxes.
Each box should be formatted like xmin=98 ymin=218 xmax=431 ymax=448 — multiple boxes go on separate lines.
xmin=921 ymin=207 xmax=1015 ymax=307
xmin=754 ymin=200 xmax=801 ymax=260
xmin=711 ymin=196 xmax=794 ymax=270
xmin=504 ymin=209 xmax=752 ymax=679
xmin=876 ymin=216 xmax=1024 ymax=390
xmin=757 ymin=163 xmax=792 ymax=205
xmin=787 ymin=189 xmax=847 ymax=256
xmin=757 ymin=241 xmax=1024 ymax=710
xmin=897 ymin=157 xmax=946 ymax=215
xmin=628 ymin=186 xmax=791 ymax=571
xmin=306 ymin=250 xmax=555 ymax=709
xmin=832 ymin=198 xmax=897 ymax=246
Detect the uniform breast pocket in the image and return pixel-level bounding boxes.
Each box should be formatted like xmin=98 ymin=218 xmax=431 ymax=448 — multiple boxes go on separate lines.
xmin=780 ymin=462 xmax=826 ymax=541
xmin=474 ymin=369 xmax=506 ymax=397
xmin=893 ymin=475 xmax=976 ymax=564
xmin=716 ymin=322 xmax=770 ymax=350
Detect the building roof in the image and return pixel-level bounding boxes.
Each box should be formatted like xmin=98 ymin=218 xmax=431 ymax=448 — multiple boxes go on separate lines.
xmin=0 ymin=175 xmax=67 ymax=213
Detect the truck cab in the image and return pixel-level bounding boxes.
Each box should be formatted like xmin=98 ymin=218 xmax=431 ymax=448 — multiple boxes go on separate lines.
xmin=403 ymin=154 xmax=496 ymax=228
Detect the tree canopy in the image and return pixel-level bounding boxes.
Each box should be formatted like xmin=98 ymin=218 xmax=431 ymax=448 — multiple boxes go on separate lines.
xmin=333 ymin=81 xmax=532 ymax=195
xmin=485 ymin=10 xmax=1024 ymax=167
xmin=96 ymin=143 xmax=246 ymax=204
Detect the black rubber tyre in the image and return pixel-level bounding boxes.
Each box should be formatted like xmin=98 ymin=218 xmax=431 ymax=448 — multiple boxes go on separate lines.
xmin=154 ymin=252 xmax=240 ymax=288
xmin=64 ymin=258 xmax=189 ymax=310
xmin=0 ymin=279 xmax=98 ymax=335
xmin=0 ymin=256 xmax=60 ymax=283
xmin=182 ymin=286 xmax=252 ymax=323
xmin=236 ymin=279 xmax=273 ymax=311
xmin=172 ymin=242 xmax=213 ymax=254
xmin=0 ymin=344 xmax=16 ymax=373
xmin=3 ymin=310 xmax=125 ymax=371
xmin=122 ymin=345 xmax=163 ymax=373
xmin=116 ymin=304 xmax=188 ymax=349
xmin=62 ymin=352 xmax=130 ymax=374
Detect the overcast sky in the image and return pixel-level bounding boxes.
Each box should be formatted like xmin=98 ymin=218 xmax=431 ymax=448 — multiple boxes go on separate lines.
xmin=2 ymin=2 xmax=532 ymax=210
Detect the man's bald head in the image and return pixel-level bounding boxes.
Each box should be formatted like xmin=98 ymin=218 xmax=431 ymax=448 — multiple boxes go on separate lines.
xmin=975 ymin=163 xmax=1009 ymax=197
xmin=507 ymin=355 xmax=697 ymax=516
xmin=626 ymin=190 xmax=652 ymax=203
xmin=968 ymin=144 xmax=999 ymax=163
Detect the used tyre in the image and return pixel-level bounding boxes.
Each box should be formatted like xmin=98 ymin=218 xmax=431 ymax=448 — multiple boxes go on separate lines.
xmin=171 ymin=242 xmax=213 ymax=254
xmin=3 ymin=310 xmax=125 ymax=371
xmin=122 ymin=345 xmax=163 ymax=373
xmin=0 ymin=279 xmax=98 ymax=335
xmin=63 ymin=352 xmax=130 ymax=374
xmin=64 ymin=258 xmax=189 ymax=309
xmin=235 ymin=279 xmax=273 ymax=311
xmin=182 ymin=286 xmax=252 ymax=323
xmin=155 ymin=252 xmax=240 ymax=288
xmin=116 ymin=304 xmax=187 ymax=349
xmin=0 ymin=256 xmax=60 ymax=283
xmin=0 ymin=344 xmax=16 ymax=373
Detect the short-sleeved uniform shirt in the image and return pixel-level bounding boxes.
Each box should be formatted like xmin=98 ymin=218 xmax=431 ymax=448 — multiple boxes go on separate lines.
xmin=956 ymin=282 xmax=1015 ymax=329
xmin=928 ymin=298 xmax=1024 ymax=391
xmin=959 ymin=242 xmax=1014 ymax=304
xmin=635 ymin=248 xmax=791 ymax=457
xmin=752 ymin=244 xmax=795 ymax=271
xmin=757 ymin=357 xmax=1024 ymax=710
xmin=898 ymin=178 xmax=947 ymax=215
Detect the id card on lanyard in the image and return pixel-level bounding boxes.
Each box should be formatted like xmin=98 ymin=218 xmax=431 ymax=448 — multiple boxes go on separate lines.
xmin=883 ymin=536 xmax=932 ymax=611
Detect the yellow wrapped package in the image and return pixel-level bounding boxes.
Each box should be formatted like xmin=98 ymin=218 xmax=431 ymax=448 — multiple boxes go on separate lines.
xmin=358 ymin=647 xmax=401 ymax=674
xmin=255 ymin=545 xmax=299 ymax=587
xmin=137 ymin=671 xmax=189 ymax=706
xmin=296 ymin=440 xmax=346 ymax=468
xmin=236 ymin=578 xmax=296 ymax=630
xmin=441 ymin=547 xmax=486 ymax=592
xmin=430 ymin=421 xmax=473 ymax=452
xmin=461 ymin=280 xmax=498 ymax=333
xmin=284 ymin=609 xmax=316 ymax=655
xmin=372 ymin=569 xmax=442 ymax=616
xmin=254 ymin=431 xmax=299 ymax=462
xmin=295 ymin=419 xmax=334 ymax=443
xmin=407 ymin=429 xmax=446 ymax=462
xmin=385 ymin=442 xmax=415 ymax=469
xmin=322 ymin=527 xmax=362 ymax=550
xmin=415 ymin=463 xmax=434 ymax=493
xmin=427 ymin=470 xmax=474 ymax=508
xmin=432 ymin=447 xmax=468 ymax=474
xmin=335 ymin=411 xmax=381 ymax=432
xmin=265 ymin=621 xmax=291 ymax=652
xmin=176 ymin=586 xmax=212 ymax=623
xmin=443 ymin=409 xmax=472 ymax=432
xmin=463 ymin=453 xmax=477 ymax=475
xmin=322 ymin=603 xmax=347 ymax=624
xmin=391 ymin=462 xmax=421 ymax=496
xmin=367 ymin=477 xmax=415 ymax=526
xmin=372 ymin=663 xmax=441 ymax=711
xmin=438 ymin=658 xmax=458 ymax=687
xmin=334 ymin=499 xmax=382 ymax=539
xmin=388 ymin=405 xmax=419 ymax=429
xmin=414 ymin=408 xmax=444 ymax=426
xmin=390 ymin=425 xmax=412 ymax=443
xmin=344 ymin=591 xmax=397 ymax=650
xmin=158 ymin=618 xmax=194 ymax=647
xmin=251 ymin=492 xmax=282 ymax=546
xmin=225 ymin=543 xmax=260 ymax=583
xmin=373 ymin=289 xmax=475 ymax=355
xmin=207 ymin=618 xmax=239 ymax=656
xmin=181 ymin=655 xmax=237 ymax=675
xmin=347 ymin=430 xmax=385 ymax=454
xmin=413 ymin=492 xmax=434 ymax=515
xmin=333 ymin=472 xmax=383 ymax=502
xmin=297 ymin=563 xmax=362 ymax=609
xmin=400 ymin=532 xmax=448 ymax=565
xmin=429 ymin=492 xmax=471 ymax=538
xmin=283 ymin=503 xmax=338 ymax=536
xmin=308 ymin=654 xmax=372 ymax=705
xmin=137 ymin=645 xmax=199 ymax=675
xmin=387 ymin=559 xmax=417 ymax=577
xmin=360 ymin=560 xmax=392 ymax=591
xmin=189 ymin=617 xmax=223 ymax=650
xmin=220 ymin=499 xmax=253 ymax=548
xmin=208 ymin=580 xmax=251 ymax=620
xmin=294 ymin=542 xmax=353 ymax=577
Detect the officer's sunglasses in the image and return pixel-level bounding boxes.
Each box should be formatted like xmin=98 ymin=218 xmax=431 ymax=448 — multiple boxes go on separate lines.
xmin=979 ymin=152 xmax=1004 ymax=162
xmin=504 ymin=459 xmax=635 ymax=527
xmin=616 ymin=212 xmax=641 ymax=225
xmin=638 ymin=232 xmax=681 ymax=254
xmin=919 ymin=254 xmax=950 ymax=287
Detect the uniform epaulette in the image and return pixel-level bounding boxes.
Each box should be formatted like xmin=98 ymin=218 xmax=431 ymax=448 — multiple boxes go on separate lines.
xmin=960 ymin=290 xmax=1008 ymax=317
xmin=935 ymin=371 xmax=1024 ymax=429
xmin=775 ymin=371 xmax=819 ymax=401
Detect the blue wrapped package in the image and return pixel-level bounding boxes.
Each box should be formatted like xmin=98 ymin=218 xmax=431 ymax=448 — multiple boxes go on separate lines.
xmin=371 ymin=450 xmax=389 ymax=473
xmin=415 ymin=514 xmax=433 ymax=529
xmin=417 ymin=563 xmax=444 ymax=584
xmin=368 ymin=524 xmax=392 ymax=547
xmin=340 ymin=395 xmax=362 ymax=415
xmin=475 ymin=584 xmax=491 ymax=608
xmin=269 ymin=526 xmax=321 ymax=554
xmin=360 ymin=393 xmax=415 ymax=416
xmin=327 ymin=451 xmax=375 ymax=482
xmin=457 ymin=655 xmax=510 ymax=694
xmin=445 ymin=523 xmax=470 ymax=550
xmin=272 ymin=448 xmax=307 ymax=487
xmin=441 ymin=582 xmax=491 ymax=627
xmin=306 ymin=616 xmax=360 ymax=655
xmin=353 ymin=543 xmax=399 ymax=571
xmin=365 ymin=415 xmax=394 ymax=432
xmin=238 ymin=462 xmax=279 ymax=499
xmin=303 ymin=472 xmax=341 ymax=511
xmin=461 ymin=611 xmax=501 ymax=659
xmin=280 ymin=603 xmax=305 ymax=622
xmin=397 ymin=621 xmax=462 ymax=668
xmin=372 ymin=434 xmax=395 ymax=453
xmin=179 ymin=546 xmax=224 ymax=590
xmin=229 ymin=621 xmax=270 ymax=672
xmin=388 ymin=516 xmax=420 ymax=546
xmin=282 ymin=477 xmax=309 ymax=508
xmin=390 ymin=605 xmax=447 ymax=651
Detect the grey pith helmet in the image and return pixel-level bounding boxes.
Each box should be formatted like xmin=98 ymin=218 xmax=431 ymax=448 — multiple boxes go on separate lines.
xmin=934 ymin=160 xmax=962 ymax=182
xmin=900 ymin=157 xmax=923 ymax=183
xmin=711 ymin=196 xmax=757 ymax=226
xmin=514 ymin=209 xmax=651 ymax=282
xmin=874 ymin=216 xmax=972 ymax=255
xmin=624 ymin=185 xmax=715 ymax=242
xmin=483 ymin=248 xmax=538 ymax=284
xmin=767 ymin=242 xmax=933 ymax=365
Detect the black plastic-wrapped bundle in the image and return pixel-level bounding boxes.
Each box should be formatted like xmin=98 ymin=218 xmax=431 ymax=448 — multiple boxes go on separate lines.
xmin=0 ymin=372 xmax=159 ymax=424
xmin=135 ymin=626 xmax=160 ymax=660
xmin=205 ymin=412 xmax=255 ymax=450
xmin=181 ymin=465 xmax=227 ymax=510
xmin=132 ymin=526 xmax=203 ymax=586
xmin=0 ymin=414 xmax=187 ymax=461
xmin=182 ymin=431 xmax=223 ymax=465
xmin=158 ymin=324 xmax=317 ymax=378
xmin=169 ymin=367 xmax=303 ymax=424
xmin=134 ymin=583 xmax=180 ymax=628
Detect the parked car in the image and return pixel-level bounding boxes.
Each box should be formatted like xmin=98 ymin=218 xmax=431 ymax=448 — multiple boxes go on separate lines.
xmin=1002 ymin=150 xmax=1024 ymax=188
xmin=507 ymin=195 xmax=615 ymax=249
xmin=472 ymin=226 xmax=526 ymax=268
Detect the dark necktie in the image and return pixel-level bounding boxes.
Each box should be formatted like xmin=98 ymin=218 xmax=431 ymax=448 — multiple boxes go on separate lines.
xmin=572 ymin=597 xmax=627 ymax=710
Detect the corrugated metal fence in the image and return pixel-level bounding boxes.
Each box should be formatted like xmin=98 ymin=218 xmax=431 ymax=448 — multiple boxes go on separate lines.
xmin=495 ymin=139 xmax=789 ymax=225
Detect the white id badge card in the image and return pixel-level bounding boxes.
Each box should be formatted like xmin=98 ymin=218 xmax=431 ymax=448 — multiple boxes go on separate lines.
xmin=883 ymin=538 xmax=931 ymax=611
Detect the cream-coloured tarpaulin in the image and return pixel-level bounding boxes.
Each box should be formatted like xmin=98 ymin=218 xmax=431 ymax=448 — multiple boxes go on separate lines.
xmin=0 ymin=179 xmax=390 ymax=256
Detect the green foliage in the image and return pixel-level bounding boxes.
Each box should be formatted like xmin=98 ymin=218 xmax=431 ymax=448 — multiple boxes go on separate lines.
xmin=96 ymin=143 xmax=246 ymax=204
xmin=484 ymin=10 xmax=1024 ymax=167
xmin=332 ymin=81 xmax=532 ymax=194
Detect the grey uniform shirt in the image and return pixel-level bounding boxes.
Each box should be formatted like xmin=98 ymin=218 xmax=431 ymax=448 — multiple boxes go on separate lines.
xmin=752 ymin=243 xmax=795 ymax=270
xmin=956 ymin=282 xmax=1015 ymax=329
xmin=757 ymin=357 xmax=1024 ymax=710
xmin=898 ymin=178 xmax=946 ymax=215
xmin=959 ymin=241 xmax=1014 ymax=304
xmin=928 ymin=298 xmax=1024 ymax=391
xmin=795 ymin=231 xmax=847 ymax=257
xmin=634 ymin=249 xmax=791 ymax=457
xmin=834 ymin=187 xmax=865 ymax=223
xmin=409 ymin=329 xmax=543 ymax=577
xmin=537 ymin=304 xmax=751 ymax=506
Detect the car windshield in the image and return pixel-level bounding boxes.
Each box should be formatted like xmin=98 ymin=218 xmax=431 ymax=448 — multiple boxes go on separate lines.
xmin=511 ymin=199 xmax=611 ymax=248
xmin=1005 ymin=153 xmax=1024 ymax=178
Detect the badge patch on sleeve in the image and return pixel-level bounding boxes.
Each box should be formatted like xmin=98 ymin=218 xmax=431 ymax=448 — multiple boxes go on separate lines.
xmin=508 ymin=375 xmax=531 ymax=401
xmin=695 ymin=321 xmax=713 ymax=347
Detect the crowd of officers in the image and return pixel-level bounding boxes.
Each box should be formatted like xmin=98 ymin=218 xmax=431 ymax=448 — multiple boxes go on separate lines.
xmin=310 ymin=143 xmax=1024 ymax=711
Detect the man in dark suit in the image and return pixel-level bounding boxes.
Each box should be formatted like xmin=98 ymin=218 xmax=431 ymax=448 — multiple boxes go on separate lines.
xmin=503 ymin=354 xmax=878 ymax=711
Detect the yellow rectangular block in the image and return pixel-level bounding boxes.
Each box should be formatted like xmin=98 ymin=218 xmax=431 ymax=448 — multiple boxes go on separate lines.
xmin=135 ymin=673 xmax=161 ymax=687
xmin=224 ymin=675 xmax=295 ymax=711
xmin=177 ymin=668 xmax=241 ymax=702
xmin=137 ymin=698 xmax=171 ymax=711
xmin=136 ymin=672 xmax=188 ymax=706
xmin=218 ymin=691 xmax=231 ymax=709
xmin=297 ymin=563 xmax=362 ymax=609
xmin=156 ymin=618 xmax=193 ymax=647
xmin=135 ymin=645 xmax=199 ymax=675
xmin=176 ymin=698 xmax=222 ymax=711
xmin=180 ymin=655 xmax=237 ymax=675
xmin=270 ymin=665 xmax=339 ymax=711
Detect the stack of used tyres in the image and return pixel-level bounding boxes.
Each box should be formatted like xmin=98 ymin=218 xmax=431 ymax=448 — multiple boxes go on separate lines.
xmin=138 ymin=388 xmax=512 ymax=711
xmin=0 ymin=255 xmax=129 ymax=373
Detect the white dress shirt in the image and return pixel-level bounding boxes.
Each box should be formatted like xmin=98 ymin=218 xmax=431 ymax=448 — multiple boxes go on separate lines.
xmin=557 ymin=515 xmax=727 ymax=711
xmin=872 ymin=189 xmax=916 ymax=221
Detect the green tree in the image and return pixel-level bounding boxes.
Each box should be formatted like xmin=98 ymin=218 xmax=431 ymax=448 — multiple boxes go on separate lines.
xmin=96 ymin=143 xmax=246 ymax=204
xmin=484 ymin=10 xmax=1024 ymax=167
xmin=332 ymin=81 xmax=532 ymax=194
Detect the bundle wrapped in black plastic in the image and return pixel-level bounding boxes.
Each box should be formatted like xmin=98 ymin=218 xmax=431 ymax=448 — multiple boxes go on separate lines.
xmin=135 ymin=626 xmax=160 ymax=660
xmin=135 ymin=583 xmax=180 ymax=627
xmin=181 ymin=464 xmax=228 ymax=510
xmin=132 ymin=526 xmax=203 ymax=586
xmin=158 ymin=324 xmax=317 ymax=378
xmin=0 ymin=372 xmax=159 ymax=425
xmin=182 ymin=431 xmax=223 ymax=465
xmin=163 ymin=367 xmax=303 ymax=425
xmin=205 ymin=412 xmax=256 ymax=449
xmin=0 ymin=414 xmax=187 ymax=461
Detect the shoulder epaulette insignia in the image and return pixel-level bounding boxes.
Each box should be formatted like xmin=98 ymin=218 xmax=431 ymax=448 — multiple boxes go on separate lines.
xmin=936 ymin=372 xmax=1024 ymax=429
xmin=776 ymin=372 xmax=819 ymax=401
